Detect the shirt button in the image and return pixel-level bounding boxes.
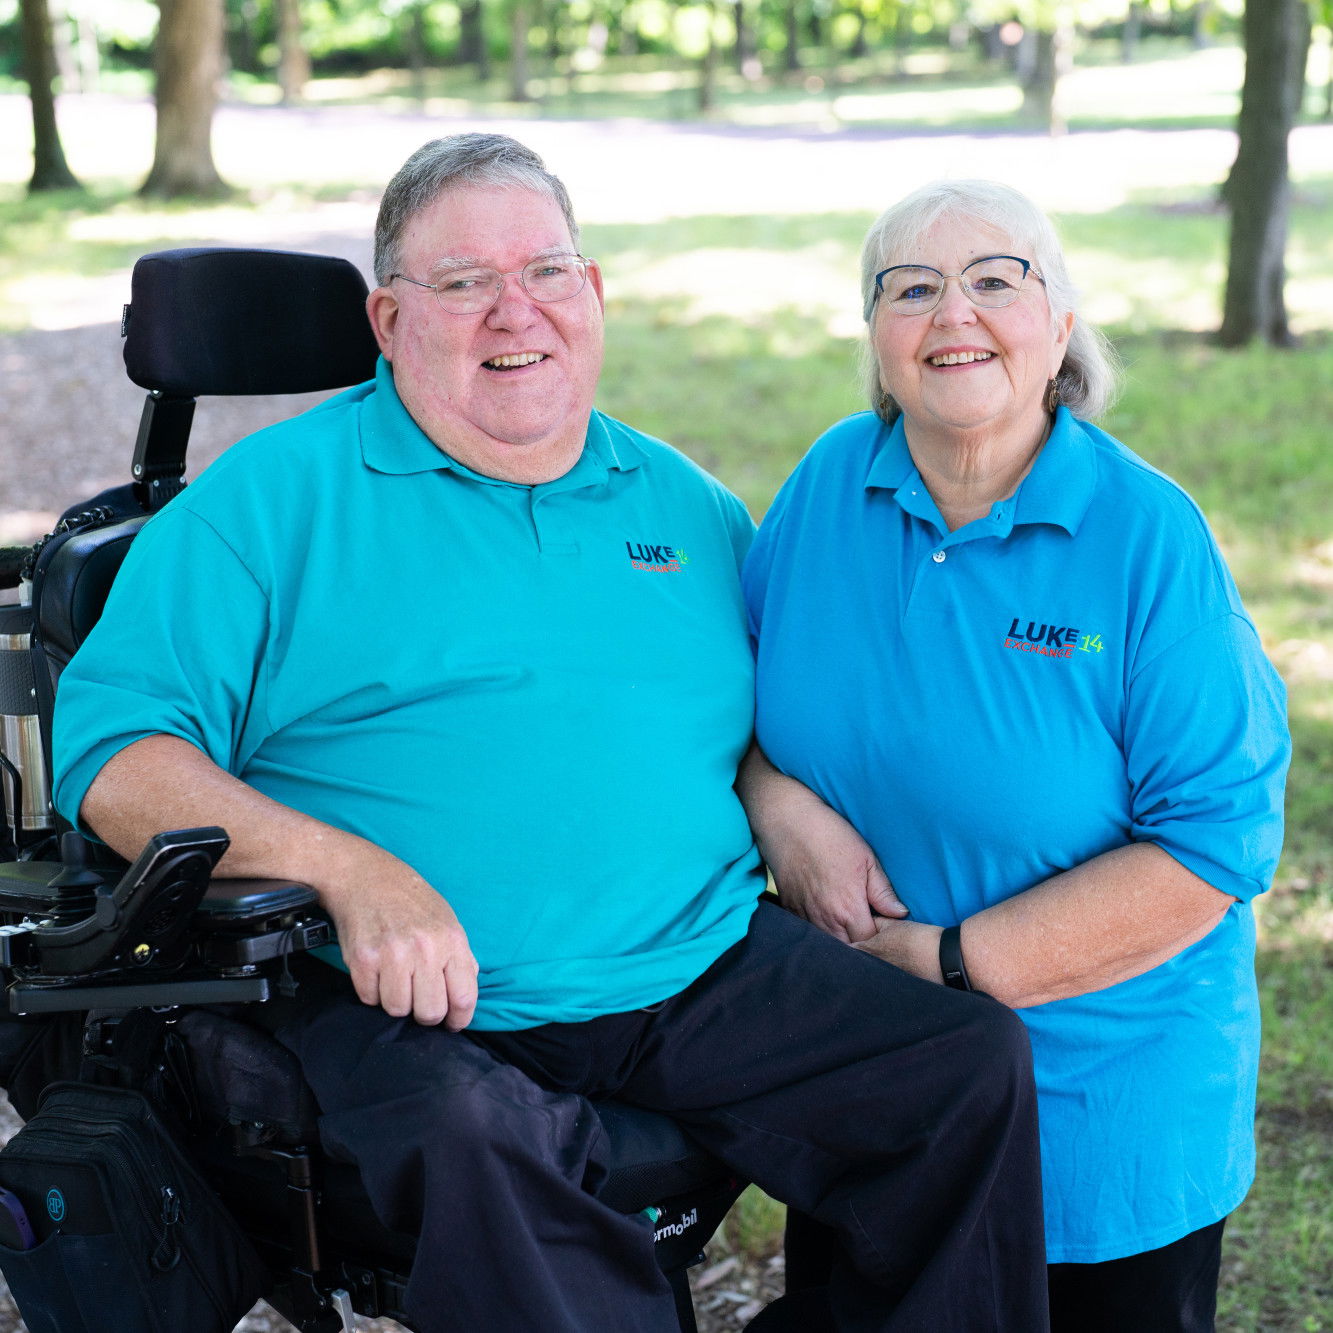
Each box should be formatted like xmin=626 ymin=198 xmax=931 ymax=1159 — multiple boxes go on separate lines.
xmin=932 ymin=550 xmax=946 ymax=564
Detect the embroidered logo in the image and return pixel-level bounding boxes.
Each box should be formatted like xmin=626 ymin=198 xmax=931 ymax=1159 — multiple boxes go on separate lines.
xmin=1004 ymin=617 xmax=1105 ymax=661
xmin=625 ymin=541 xmax=689 ymax=573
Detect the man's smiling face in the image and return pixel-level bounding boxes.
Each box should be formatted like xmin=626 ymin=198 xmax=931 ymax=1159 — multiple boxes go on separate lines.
xmin=367 ymin=183 xmax=605 ymax=484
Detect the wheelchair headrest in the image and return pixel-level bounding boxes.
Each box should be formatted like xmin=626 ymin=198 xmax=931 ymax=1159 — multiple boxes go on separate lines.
xmin=123 ymin=247 xmax=380 ymax=397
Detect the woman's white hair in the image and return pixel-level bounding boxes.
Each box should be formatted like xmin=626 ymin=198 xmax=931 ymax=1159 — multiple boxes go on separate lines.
xmin=858 ymin=178 xmax=1120 ymax=424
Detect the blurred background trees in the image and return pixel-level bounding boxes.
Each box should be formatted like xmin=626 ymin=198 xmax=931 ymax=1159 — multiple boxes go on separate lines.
xmin=4 ymin=0 xmax=1296 ymax=129
xmin=0 ymin=0 xmax=1327 ymax=344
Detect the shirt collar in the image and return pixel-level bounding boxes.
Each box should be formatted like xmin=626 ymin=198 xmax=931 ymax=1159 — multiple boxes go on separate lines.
xmin=1009 ymin=407 xmax=1096 ymax=535
xmin=358 ymin=356 xmax=639 ymax=490
xmin=864 ymin=406 xmax=1096 ymax=538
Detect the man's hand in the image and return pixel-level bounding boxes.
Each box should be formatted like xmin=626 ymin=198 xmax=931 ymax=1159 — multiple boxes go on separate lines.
xmin=81 ymin=735 xmax=480 ymax=1029
xmin=320 ymin=850 xmax=480 ymax=1031
xmin=736 ymin=745 xmax=908 ymax=944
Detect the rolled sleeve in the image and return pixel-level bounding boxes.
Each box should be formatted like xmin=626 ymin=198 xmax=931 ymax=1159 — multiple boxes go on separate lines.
xmin=1125 ymin=612 xmax=1290 ymax=900
xmin=52 ymin=508 xmax=270 ymax=831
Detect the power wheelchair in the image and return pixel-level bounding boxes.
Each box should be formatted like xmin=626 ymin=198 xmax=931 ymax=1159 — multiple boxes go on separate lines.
xmin=0 ymin=247 xmax=747 ymax=1332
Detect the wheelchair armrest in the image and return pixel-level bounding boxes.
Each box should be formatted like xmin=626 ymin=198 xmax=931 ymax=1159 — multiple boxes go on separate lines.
xmin=31 ymin=827 xmax=228 ymax=975
xmin=0 ymin=832 xmax=333 ymax=1014
xmin=199 ymin=879 xmax=321 ymax=920
xmin=197 ymin=879 xmax=333 ymax=970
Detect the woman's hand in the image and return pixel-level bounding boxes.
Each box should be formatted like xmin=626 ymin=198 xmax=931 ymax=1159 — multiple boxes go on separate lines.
xmin=736 ymin=745 xmax=908 ymax=943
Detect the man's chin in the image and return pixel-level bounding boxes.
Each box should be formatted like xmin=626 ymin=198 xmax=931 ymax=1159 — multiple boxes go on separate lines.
xmin=468 ymin=431 xmax=584 ymax=485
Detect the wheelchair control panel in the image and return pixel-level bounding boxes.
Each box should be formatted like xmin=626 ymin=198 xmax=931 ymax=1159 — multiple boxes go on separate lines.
xmin=0 ymin=826 xmax=333 ymax=1015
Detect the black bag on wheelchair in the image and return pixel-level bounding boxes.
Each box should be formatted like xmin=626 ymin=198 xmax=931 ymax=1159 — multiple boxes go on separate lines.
xmin=0 ymin=1081 xmax=266 ymax=1333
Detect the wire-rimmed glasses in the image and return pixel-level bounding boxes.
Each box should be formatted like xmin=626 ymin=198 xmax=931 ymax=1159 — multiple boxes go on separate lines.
xmin=390 ymin=253 xmax=591 ymax=315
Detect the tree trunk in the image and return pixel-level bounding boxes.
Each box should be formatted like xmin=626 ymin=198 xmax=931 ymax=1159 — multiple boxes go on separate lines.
xmin=733 ymin=0 xmax=756 ymax=76
xmin=892 ymin=4 xmax=914 ymax=76
xmin=1191 ymin=1 xmax=1213 ymax=49
xmin=459 ymin=0 xmax=490 ymax=77
xmin=1122 ymin=2 xmax=1142 ymax=63
xmin=509 ymin=2 xmax=531 ymax=101
xmin=699 ymin=0 xmax=721 ymax=111
xmin=141 ymin=0 xmax=228 ymax=198
xmin=1021 ymin=22 xmax=1073 ymax=135
xmin=1290 ymin=0 xmax=1313 ymax=119
xmin=47 ymin=0 xmax=75 ymax=88
xmin=848 ymin=7 xmax=870 ymax=61
xmin=1219 ymin=0 xmax=1306 ymax=347
xmin=405 ymin=1 xmax=428 ymax=102
xmin=1326 ymin=31 xmax=1333 ymax=120
xmin=19 ymin=0 xmax=81 ymax=192
xmin=276 ymin=0 xmax=309 ymax=104
xmin=613 ymin=5 xmax=638 ymax=58
xmin=783 ymin=0 xmax=801 ymax=73
xmin=72 ymin=4 xmax=100 ymax=91
xmin=228 ymin=0 xmax=260 ymax=75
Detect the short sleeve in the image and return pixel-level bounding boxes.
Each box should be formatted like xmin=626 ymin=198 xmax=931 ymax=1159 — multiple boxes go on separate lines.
xmin=52 ymin=507 xmax=271 ymax=831
xmin=1125 ymin=611 xmax=1290 ymax=900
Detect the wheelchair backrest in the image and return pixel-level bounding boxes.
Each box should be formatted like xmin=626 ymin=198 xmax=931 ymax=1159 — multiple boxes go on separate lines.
xmin=5 ymin=248 xmax=379 ymax=855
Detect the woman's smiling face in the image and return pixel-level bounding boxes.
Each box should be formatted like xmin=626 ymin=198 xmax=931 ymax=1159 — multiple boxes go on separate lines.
xmin=871 ymin=215 xmax=1073 ymax=444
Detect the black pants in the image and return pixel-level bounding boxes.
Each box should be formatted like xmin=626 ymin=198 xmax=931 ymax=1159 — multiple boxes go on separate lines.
xmin=272 ymin=902 xmax=1048 ymax=1332
xmin=1047 ymin=1219 xmax=1226 ymax=1333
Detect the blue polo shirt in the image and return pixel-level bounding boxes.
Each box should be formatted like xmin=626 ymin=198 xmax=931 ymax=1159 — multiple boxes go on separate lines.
xmin=54 ymin=358 xmax=764 ymax=1030
xmin=743 ymin=408 xmax=1290 ymax=1262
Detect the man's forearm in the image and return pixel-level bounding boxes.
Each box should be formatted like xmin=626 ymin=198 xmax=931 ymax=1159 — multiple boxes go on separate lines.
xmin=80 ymin=733 xmax=368 ymax=890
xmin=80 ymin=733 xmax=480 ymax=1028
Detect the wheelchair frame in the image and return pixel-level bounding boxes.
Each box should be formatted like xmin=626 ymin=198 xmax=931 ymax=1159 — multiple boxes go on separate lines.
xmin=0 ymin=247 xmax=748 ymax=1333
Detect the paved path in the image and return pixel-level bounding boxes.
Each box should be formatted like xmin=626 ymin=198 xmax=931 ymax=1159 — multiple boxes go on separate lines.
xmin=3 ymin=91 xmax=1331 ymax=541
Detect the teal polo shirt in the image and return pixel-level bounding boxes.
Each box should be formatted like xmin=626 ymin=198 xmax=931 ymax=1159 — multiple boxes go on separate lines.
xmin=54 ymin=358 xmax=764 ymax=1029
xmin=743 ymin=408 xmax=1290 ymax=1262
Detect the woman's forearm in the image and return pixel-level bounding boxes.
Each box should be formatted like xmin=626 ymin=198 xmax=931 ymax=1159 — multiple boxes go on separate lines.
xmin=957 ymin=843 xmax=1231 ymax=1007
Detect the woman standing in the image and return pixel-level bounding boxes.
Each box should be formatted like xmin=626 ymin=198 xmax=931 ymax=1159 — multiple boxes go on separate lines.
xmin=741 ymin=180 xmax=1290 ymax=1331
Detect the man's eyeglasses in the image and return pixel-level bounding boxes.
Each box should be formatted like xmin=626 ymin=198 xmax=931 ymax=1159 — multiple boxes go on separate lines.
xmin=389 ymin=253 xmax=591 ymax=315
xmin=874 ymin=256 xmax=1045 ymax=316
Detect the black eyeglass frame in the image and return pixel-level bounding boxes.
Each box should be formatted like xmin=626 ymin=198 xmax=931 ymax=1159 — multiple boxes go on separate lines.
xmin=873 ymin=255 xmax=1046 ymax=315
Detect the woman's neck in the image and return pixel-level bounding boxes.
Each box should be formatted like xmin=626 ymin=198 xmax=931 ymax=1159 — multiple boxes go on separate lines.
xmin=906 ymin=414 xmax=1053 ymax=533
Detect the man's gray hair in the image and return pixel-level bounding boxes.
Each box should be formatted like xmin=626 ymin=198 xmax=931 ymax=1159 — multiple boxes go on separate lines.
xmin=857 ymin=178 xmax=1121 ymax=423
xmin=373 ymin=134 xmax=580 ymax=286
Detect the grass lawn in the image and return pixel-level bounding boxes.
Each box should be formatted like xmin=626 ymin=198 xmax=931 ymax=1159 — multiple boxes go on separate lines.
xmin=2 ymin=40 xmax=1330 ymax=1326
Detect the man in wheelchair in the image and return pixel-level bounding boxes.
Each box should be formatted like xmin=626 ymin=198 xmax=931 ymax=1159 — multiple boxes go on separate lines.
xmin=42 ymin=134 xmax=1046 ymax=1331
